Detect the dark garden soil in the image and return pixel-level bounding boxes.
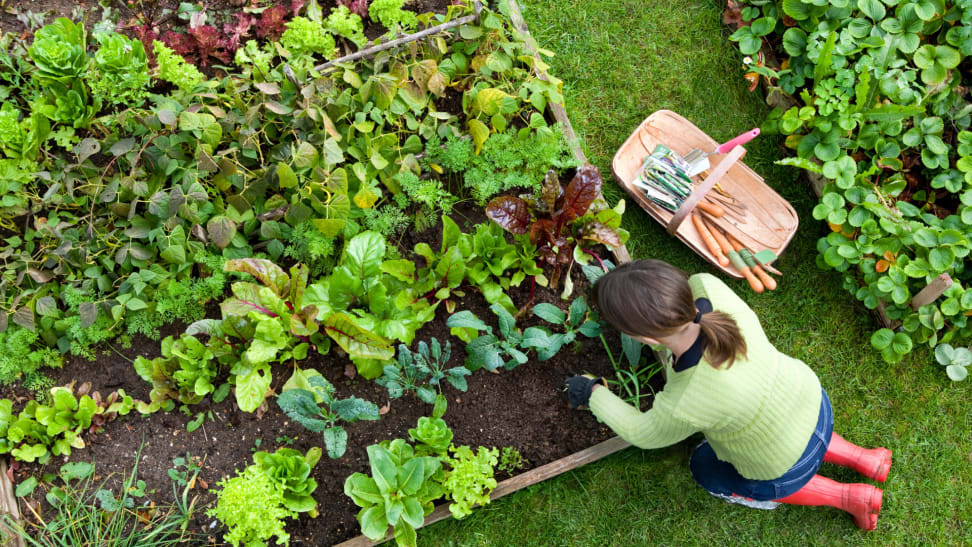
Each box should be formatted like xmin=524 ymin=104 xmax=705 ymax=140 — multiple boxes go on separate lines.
xmin=2 ymin=200 xmax=656 ymax=546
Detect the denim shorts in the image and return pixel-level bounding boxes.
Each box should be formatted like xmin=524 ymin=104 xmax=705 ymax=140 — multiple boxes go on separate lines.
xmin=688 ymin=389 xmax=834 ymax=501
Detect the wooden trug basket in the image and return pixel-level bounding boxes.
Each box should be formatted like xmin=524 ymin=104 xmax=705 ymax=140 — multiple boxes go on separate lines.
xmin=612 ymin=110 xmax=798 ymax=278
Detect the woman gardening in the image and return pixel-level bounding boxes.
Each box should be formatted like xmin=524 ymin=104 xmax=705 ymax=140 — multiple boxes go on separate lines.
xmin=566 ymin=259 xmax=891 ymax=531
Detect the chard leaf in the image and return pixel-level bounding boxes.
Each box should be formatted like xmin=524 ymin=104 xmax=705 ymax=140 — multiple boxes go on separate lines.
xmin=560 ymin=165 xmax=602 ymax=224
xmin=324 ymin=312 xmax=394 ymax=361
xmin=486 ymin=196 xmax=531 ymax=234
xmin=224 ymin=258 xmax=290 ymax=297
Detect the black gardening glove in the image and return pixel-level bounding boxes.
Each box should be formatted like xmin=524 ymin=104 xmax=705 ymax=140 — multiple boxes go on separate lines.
xmin=565 ymin=375 xmax=605 ymax=409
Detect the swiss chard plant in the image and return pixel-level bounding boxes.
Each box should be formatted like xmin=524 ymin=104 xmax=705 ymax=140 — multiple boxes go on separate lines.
xmin=522 ymin=296 xmax=602 ymax=361
xmin=378 ymin=339 xmax=470 ymax=405
xmin=276 ymin=367 xmax=380 ymax=458
xmin=487 ymin=166 xmax=628 ymax=293
xmin=446 ymin=305 xmax=529 ymax=371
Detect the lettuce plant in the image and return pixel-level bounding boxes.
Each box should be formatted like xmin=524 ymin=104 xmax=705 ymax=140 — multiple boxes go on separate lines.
xmin=152 ymin=41 xmax=204 ymax=92
xmin=344 ymin=440 xmax=445 ymax=547
xmin=408 ymin=415 xmax=452 ymax=457
xmin=89 ymin=31 xmax=150 ymax=108
xmin=252 ymin=446 xmax=323 ymax=515
xmin=35 ymin=80 xmax=98 ymax=129
xmin=326 ymin=5 xmax=367 ymax=48
xmin=281 ymin=16 xmax=336 ymax=59
xmin=28 ymin=18 xmax=88 ymax=83
xmin=442 ymin=445 xmax=498 ymax=519
xmin=276 ymin=367 xmax=379 ymax=458
xmin=368 ymin=0 xmax=418 ymax=31
xmin=133 ymin=333 xmax=220 ymax=408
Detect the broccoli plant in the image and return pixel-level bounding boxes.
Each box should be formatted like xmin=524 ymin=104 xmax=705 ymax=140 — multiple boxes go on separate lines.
xmin=522 ymin=296 xmax=602 ymax=361
xmin=935 ymin=343 xmax=970 ymax=382
xmin=276 ymin=367 xmax=379 ymax=458
xmin=446 ymin=305 xmax=528 ymax=371
xmin=377 ymin=339 xmax=470 ymax=404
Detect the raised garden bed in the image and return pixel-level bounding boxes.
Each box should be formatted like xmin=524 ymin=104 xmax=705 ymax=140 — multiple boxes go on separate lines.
xmin=0 ymin=1 xmax=651 ymax=545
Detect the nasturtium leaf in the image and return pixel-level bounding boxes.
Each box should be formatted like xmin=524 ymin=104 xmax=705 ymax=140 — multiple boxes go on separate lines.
xmin=870 ymin=328 xmax=894 ymax=350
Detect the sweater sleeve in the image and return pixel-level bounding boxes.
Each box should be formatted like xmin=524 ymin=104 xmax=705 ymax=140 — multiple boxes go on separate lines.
xmin=588 ymin=386 xmax=698 ymax=449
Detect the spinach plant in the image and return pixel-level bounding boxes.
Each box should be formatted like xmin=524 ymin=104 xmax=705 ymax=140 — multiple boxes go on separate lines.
xmin=522 ymin=296 xmax=602 ymax=361
xmin=276 ymin=367 xmax=380 ymax=458
xmin=446 ymin=305 xmax=529 ymax=371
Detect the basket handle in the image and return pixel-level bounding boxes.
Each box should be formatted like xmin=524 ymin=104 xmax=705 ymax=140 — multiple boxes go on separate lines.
xmin=666 ymin=146 xmax=746 ymax=235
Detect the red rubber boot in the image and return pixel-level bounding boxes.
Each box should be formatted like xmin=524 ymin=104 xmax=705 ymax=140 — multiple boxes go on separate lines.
xmin=774 ymin=475 xmax=883 ymax=531
xmin=825 ymin=433 xmax=892 ymax=482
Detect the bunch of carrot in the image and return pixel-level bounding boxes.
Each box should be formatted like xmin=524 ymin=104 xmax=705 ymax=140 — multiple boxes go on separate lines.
xmin=690 ymin=212 xmax=778 ymax=293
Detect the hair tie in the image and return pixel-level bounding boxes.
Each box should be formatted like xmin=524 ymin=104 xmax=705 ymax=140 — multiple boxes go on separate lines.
xmin=693 ymin=310 xmax=702 ymax=324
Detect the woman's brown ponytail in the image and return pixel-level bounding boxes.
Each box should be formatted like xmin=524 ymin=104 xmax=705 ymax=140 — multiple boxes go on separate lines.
xmin=696 ymin=311 xmax=746 ymax=369
xmin=592 ymin=259 xmax=746 ymax=369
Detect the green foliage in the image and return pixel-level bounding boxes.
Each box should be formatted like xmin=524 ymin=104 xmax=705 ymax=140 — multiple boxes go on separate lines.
xmin=462 ymin=126 xmax=577 ymax=204
xmin=0 ymin=385 xmax=137 ymax=463
xmin=409 ymin=415 xmax=454 ymax=456
xmin=28 ymin=18 xmax=88 ymax=83
xmin=447 ymin=305 xmax=529 ymax=371
xmin=252 ymin=446 xmax=323 ymax=515
xmin=378 ymin=339 xmax=470 ymax=404
xmin=283 ymin=220 xmax=337 ymax=275
xmin=133 ymin=333 xmax=220 ymax=408
xmin=361 ymin=202 xmax=412 ymax=237
xmin=497 ymin=446 xmax=528 ymax=475
xmin=933 ymin=343 xmax=970 ymax=381
xmin=152 ymin=41 xmax=203 ymax=91
xmin=5 ymin=457 xmax=203 ymax=545
xmin=281 ymin=16 xmax=337 ymax=59
xmin=89 ymin=31 xmax=150 ymax=108
xmin=344 ymin=440 xmax=446 ymax=546
xmin=276 ymin=367 xmax=379 ymax=458
xmin=207 ymin=466 xmax=294 ymax=547
xmin=394 ymin=170 xmax=457 ymax=229
xmin=326 ymin=6 xmax=367 ymax=48
xmin=443 ymin=445 xmax=498 ymax=519
xmin=369 ymin=0 xmax=419 ymax=31
xmin=0 ymin=326 xmax=61 ymax=386
xmin=522 ymin=296 xmax=602 ymax=361
xmin=732 ymin=0 xmax=972 ymax=363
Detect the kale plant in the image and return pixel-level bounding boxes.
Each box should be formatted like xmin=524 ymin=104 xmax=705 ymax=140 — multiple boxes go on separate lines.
xmin=276 ymin=367 xmax=380 ymax=458
xmin=378 ymin=339 xmax=470 ymax=404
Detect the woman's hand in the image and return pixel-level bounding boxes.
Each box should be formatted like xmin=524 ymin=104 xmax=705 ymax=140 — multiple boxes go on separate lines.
xmin=565 ymin=375 xmax=606 ymax=408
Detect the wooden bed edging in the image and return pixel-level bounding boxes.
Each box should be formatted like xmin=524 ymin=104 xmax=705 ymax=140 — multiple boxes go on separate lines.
xmin=334 ymin=436 xmax=632 ymax=547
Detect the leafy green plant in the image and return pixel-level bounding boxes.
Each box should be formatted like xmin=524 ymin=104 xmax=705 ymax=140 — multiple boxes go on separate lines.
xmin=0 ymin=326 xmax=61 ymax=387
xmin=408 ymin=413 xmax=453 ymax=457
xmin=89 ymin=31 xmax=150 ymax=108
xmin=276 ymin=367 xmax=380 ymax=458
xmin=252 ymin=446 xmax=323 ymax=516
xmin=152 ymin=41 xmax=204 ymax=91
xmin=442 ymin=444 xmax=498 ymax=519
xmin=207 ymin=465 xmax=295 ymax=546
xmin=447 ymin=305 xmax=529 ymax=371
xmin=344 ymin=439 xmax=446 ymax=547
xmin=134 ymin=333 xmax=220 ymax=409
xmin=281 ymin=16 xmax=336 ymax=59
xmin=378 ymin=339 xmax=470 ymax=404
xmin=28 ymin=18 xmax=88 ymax=83
xmin=497 ymin=446 xmax=528 ymax=475
xmin=934 ymin=343 xmax=970 ymax=381
xmin=326 ymin=5 xmax=368 ymax=48
xmin=522 ymin=296 xmax=601 ymax=361
xmin=368 ymin=0 xmax=418 ymax=31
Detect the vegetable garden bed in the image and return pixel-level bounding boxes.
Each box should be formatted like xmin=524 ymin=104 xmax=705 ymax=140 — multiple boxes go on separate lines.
xmin=0 ymin=0 xmax=650 ymax=545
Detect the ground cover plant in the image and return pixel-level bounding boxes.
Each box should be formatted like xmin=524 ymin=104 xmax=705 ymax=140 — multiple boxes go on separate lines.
xmin=0 ymin=1 xmax=645 ymax=545
xmin=726 ymin=0 xmax=972 ymax=374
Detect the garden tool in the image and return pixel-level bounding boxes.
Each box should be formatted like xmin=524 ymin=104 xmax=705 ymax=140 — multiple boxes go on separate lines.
xmin=703 ymin=216 xmax=763 ymax=293
xmin=692 ymin=212 xmax=729 ymax=267
xmin=726 ymin=232 xmax=776 ymax=290
xmin=683 ymin=128 xmax=761 ymax=176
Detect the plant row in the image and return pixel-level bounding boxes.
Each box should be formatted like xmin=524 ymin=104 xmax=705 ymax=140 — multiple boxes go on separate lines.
xmin=730 ymin=0 xmax=972 ymax=375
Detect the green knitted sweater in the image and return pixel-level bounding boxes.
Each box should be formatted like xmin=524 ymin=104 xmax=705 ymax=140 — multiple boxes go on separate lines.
xmin=589 ymin=273 xmax=822 ymax=480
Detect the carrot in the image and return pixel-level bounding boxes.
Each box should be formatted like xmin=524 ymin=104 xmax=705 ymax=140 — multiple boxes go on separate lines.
xmin=692 ymin=212 xmax=729 ymax=266
xmin=695 ymin=200 xmax=725 ymax=218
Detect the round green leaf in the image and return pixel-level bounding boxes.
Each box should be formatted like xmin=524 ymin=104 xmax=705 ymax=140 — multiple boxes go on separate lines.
xmin=891 ymin=332 xmax=913 ymax=354
xmin=870 ymin=328 xmax=894 ymax=350
xmin=946 ymin=364 xmax=969 ymax=381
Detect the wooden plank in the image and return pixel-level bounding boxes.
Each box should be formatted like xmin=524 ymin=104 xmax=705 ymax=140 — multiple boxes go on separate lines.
xmin=335 ymin=436 xmax=632 ymax=547
xmin=0 ymin=461 xmax=25 ymax=547
xmin=910 ymin=273 xmax=952 ymax=311
xmin=313 ymin=2 xmax=483 ymax=73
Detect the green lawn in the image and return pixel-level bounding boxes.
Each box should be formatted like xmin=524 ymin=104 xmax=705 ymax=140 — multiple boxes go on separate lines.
xmin=416 ymin=0 xmax=972 ymax=544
